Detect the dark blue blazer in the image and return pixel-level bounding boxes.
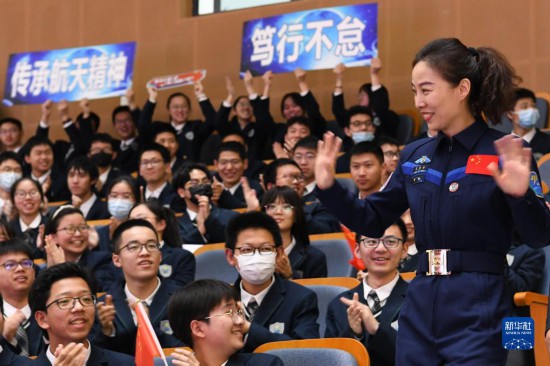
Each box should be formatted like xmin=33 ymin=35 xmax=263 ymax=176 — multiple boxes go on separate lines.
xmin=78 ymin=250 xmax=116 ymax=292
xmin=10 ymin=215 xmax=48 ymax=259
xmin=84 ymin=198 xmax=110 ymax=221
xmin=33 ymin=343 xmax=134 ymax=365
xmin=530 ymin=128 xmax=550 ymax=160
xmin=303 ymin=201 xmax=341 ymax=235
xmin=97 ymin=167 xmax=124 ymax=199
xmin=227 ymin=353 xmax=283 ymax=366
xmin=158 ymin=244 xmax=196 ymax=287
xmin=112 ymin=139 xmax=140 ymax=174
xmin=217 ymin=180 xmax=262 ymax=210
xmin=505 ymin=243 xmax=545 ymax=294
xmin=0 ymin=315 xmax=45 ymax=357
xmin=325 ymin=277 xmax=408 ymax=366
xmin=236 ymin=274 xmax=319 ymax=353
xmin=288 ymin=240 xmax=327 ymax=279
xmin=177 ymin=206 xmax=239 ymax=244
xmin=93 ymin=278 xmax=183 ymax=355
xmin=0 ymin=341 xmax=134 ymax=365
xmin=140 ymin=100 xmax=216 ymax=162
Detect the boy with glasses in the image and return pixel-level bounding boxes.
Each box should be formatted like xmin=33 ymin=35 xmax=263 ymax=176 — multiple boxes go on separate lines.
xmin=262 ymin=159 xmax=340 ymax=234
xmin=173 ymin=164 xmax=238 ymax=244
xmin=325 ymin=219 xmax=410 ymax=366
xmin=167 ymin=279 xmax=283 ymax=365
xmin=0 ymin=239 xmax=43 ymax=357
xmin=224 ymin=212 xmax=319 ymax=352
xmin=0 ymin=262 xmax=134 ymax=365
xmin=138 ymin=143 xmax=181 ymax=211
xmin=378 ymin=136 xmax=401 ymax=184
xmin=214 ymin=142 xmax=262 ymax=209
xmin=94 ymin=219 xmax=183 ymax=355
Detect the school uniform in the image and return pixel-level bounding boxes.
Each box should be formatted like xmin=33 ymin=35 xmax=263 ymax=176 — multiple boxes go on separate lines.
xmin=177 ymin=205 xmax=239 ymax=244
xmin=287 ymin=239 xmax=327 ymax=279
xmin=236 ymin=274 xmax=319 ymax=353
xmin=325 ymin=277 xmax=408 ymax=366
xmin=315 ymin=120 xmax=550 ymax=365
xmin=93 ymin=278 xmax=183 ymax=355
xmin=31 ymin=343 xmax=134 ymax=365
xmin=303 ymin=201 xmax=341 ymax=235
xmin=158 ymin=244 xmax=196 ymax=288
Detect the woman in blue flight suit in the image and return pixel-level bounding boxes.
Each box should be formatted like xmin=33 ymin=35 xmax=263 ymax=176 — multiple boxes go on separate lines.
xmin=314 ymin=38 xmax=550 ymax=365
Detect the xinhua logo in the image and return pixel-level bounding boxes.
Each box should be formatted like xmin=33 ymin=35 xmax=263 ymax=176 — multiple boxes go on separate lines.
xmin=502 ymin=317 xmax=534 ymax=350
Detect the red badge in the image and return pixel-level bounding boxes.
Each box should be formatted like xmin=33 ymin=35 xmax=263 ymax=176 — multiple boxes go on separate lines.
xmin=465 ymin=155 xmax=499 ymax=175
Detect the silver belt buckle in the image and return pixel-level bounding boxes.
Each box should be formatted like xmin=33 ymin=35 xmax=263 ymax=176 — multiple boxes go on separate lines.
xmin=426 ymin=249 xmax=451 ymax=276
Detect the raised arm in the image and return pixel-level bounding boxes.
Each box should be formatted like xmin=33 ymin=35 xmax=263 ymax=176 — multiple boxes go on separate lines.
xmin=332 ymin=63 xmax=348 ymax=128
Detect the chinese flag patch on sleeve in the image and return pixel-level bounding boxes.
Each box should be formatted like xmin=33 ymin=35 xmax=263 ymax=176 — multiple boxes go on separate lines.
xmin=465 ymin=155 xmax=499 ymax=175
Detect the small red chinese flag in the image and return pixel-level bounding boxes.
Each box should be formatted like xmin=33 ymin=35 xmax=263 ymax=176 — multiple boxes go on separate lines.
xmin=135 ymin=301 xmax=167 ymax=366
xmin=465 ymin=155 xmax=499 ymax=176
xmin=340 ymin=224 xmax=365 ymax=270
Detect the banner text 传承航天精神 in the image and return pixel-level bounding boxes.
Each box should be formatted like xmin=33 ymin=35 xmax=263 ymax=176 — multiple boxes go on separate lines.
xmin=3 ymin=42 xmax=136 ymax=106
xmin=240 ymin=3 xmax=378 ymax=77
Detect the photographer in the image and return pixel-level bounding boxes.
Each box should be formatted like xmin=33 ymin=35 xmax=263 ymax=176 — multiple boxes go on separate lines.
xmin=173 ymin=164 xmax=239 ymax=243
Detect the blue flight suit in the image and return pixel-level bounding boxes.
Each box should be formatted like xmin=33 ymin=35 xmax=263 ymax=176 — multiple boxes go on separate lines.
xmin=315 ymin=120 xmax=550 ymax=365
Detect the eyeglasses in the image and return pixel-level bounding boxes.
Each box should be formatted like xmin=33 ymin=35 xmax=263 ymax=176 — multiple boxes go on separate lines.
xmin=118 ymin=240 xmax=161 ymax=254
xmin=14 ymin=190 xmax=40 ymax=199
xmin=45 ymin=294 xmax=96 ymax=310
xmin=383 ymin=151 xmax=401 ymax=159
xmin=140 ymin=159 xmax=163 ymax=168
xmin=203 ymin=308 xmax=245 ymax=322
xmin=57 ymin=225 xmax=90 ymax=235
xmin=264 ymin=203 xmax=294 ymax=214
xmin=0 ymin=128 xmax=19 ymax=135
xmin=234 ymin=245 xmax=276 ymax=256
xmin=350 ymin=120 xmax=373 ymax=128
xmin=218 ymin=159 xmax=243 ymax=167
xmin=0 ymin=167 xmax=22 ymax=173
xmin=188 ymin=178 xmax=211 ymax=187
xmin=360 ymin=236 xmax=403 ymax=249
xmin=1 ymin=259 xmax=33 ymax=271
xmin=278 ymin=174 xmax=305 ymax=183
xmin=293 ymin=153 xmax=316 ymax=162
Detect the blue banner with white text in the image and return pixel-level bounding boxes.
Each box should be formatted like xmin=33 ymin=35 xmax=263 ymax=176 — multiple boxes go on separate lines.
xmin=3 ymin=42 xmax=136 ymax=106
xmin=240 ymin=3 xmax=378 ymax=76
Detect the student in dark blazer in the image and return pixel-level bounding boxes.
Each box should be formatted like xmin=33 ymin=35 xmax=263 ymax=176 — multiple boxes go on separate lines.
xmin=94 ymin=219 xmax=184 ymax=355
xmin=0 ymin=240 xmax=45 ymax=357
xmin=9 ymin=177 xmax=49 ymax=259
xmin=152 ymin=122 xmax=188 ymax=177
xmin=66 ymin=157 xmax=110 ymax=221
xmin=506 ymin=88 xmax=550 ymax=161
xmin=173 ymin=164 xmax=239 ymax=244
xmin=325 ymin=219 xmax=410 ymax=366
xmin=26 ymin=262 xmax=134 ymax=365
xmin=263 ymin=158 xmax=341 ymax=235
xmin=128 ymin=201 xmax=195 ymax=288
xmin=35 ymin=99 xmax=99 ymax=174
xmin=139 ymin=85 xmax=217 ymax=163
xmin=111 ymin=106 xmax=141 ymax=174
xmin=261 ymin=186 xmax=327 ymax=279
xmin=224 ymin=212 xmax=319 ymax=353
xmin=44 ymin=206 xmax=114 ymax=292
xmin=214 ymin=141 xmax=263 ymax=210
xmin=138 ymin=143 xmax=182 ymax=211
xmin=88 ymin=133 xmax=124 ymax=199
xmin=167 ymin=279 xmax=283 ymax=366
xmin=23 ymin=137 xmax=70 ymax=203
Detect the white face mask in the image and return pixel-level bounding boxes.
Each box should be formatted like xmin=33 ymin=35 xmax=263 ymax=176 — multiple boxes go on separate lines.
xmin=236 ymin=252 xmax=276 ymax=285
xmin=0 ymin=172 xmax=21 ymax=191
xmin=516 ymin=108 xmax=539 ymax=129
xmin=352 ymin=131 xmax=375 ymax=144
xmin=108 ymin=198 xmax=134 ymax=220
